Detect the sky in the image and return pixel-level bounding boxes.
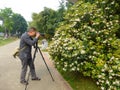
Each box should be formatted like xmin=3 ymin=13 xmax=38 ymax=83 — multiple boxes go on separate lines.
xmin=0 ymin=0 xmax=61 ymax=21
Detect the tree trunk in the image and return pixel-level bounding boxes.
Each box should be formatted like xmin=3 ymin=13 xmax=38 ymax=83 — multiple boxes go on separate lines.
xmin=4 ymin=27 xmax=8 ymax=39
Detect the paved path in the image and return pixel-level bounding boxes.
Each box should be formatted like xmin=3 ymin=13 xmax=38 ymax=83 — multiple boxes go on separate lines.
xmin=0 ymin=40 xmax=72 ymax=90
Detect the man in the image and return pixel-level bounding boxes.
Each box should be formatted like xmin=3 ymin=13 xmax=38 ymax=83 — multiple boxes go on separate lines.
xmin=19 ymin=27 xmax=40 ymax=85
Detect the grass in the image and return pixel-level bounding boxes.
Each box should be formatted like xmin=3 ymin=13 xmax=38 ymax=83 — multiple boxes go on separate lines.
xmin=0 ymin=37 xmax=17 ymax=47
xmin=58 ymin=70 xmax=100 ymax=90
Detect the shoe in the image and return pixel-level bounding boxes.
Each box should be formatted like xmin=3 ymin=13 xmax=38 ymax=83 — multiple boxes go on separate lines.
xmin=31 ymin=77 xmax=41 ymax=81
xmin=20 ymin=80 xmax=29 ymax=85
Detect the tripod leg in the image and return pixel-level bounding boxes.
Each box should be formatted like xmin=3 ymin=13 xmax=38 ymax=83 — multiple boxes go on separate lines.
xmin=38 ymin=47 xmax=55 ymax=81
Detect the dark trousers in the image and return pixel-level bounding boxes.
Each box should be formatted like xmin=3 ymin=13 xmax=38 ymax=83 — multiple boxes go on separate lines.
xmin=20 ymin=57 xmax=37 ymax=82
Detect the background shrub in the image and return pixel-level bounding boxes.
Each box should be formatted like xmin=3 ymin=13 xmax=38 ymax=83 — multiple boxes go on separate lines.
xmin=49 ymin=1 xmax=120 ymax=89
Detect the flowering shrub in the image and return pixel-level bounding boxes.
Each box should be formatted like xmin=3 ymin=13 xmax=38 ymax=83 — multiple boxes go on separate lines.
xmin=49 ymin=1 xmax=120 ymax=90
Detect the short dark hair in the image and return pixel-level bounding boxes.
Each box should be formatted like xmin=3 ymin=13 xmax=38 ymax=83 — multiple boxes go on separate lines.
xmin=27 ymin=27 xmax=37 ymax=32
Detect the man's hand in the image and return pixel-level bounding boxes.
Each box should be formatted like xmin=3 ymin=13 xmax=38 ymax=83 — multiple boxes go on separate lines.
xmin=35 ymin=32 xmax=40 ymax=38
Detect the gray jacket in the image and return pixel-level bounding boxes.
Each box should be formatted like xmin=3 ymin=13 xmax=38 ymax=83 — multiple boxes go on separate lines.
xmin=19 ymin=32 xmax=38 ymax=59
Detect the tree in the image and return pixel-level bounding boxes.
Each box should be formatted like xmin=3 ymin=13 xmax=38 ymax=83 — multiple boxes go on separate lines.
xmin=30 ymin=0 xmax=69 ymax=38
xmin=56 ymin=0 xmax=66 ymax=23
xmin=0 ymin=8 xmax=28 ymax=38
xmin=11 ymin=13 xmax=28 ymax=35
xmin=0 ymin=8 xmax=14 ymax=38
xmin=30 ymin=7 xmax=58 ymax=37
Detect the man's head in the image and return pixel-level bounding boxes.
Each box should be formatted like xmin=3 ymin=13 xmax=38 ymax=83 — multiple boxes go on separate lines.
xmin=27 ymin=27 xmax=37 ymax=37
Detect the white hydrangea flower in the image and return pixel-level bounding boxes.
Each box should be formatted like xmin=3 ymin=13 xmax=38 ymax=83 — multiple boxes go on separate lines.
xmin=109 ymin=38 xmax=112 ymax=41
xmin=89 ymin=55 xmax=92 ymax=59
xmin=91 ymin=47 xmax=95 ymax=49
xmin=101 ymin=80 xmax=104 ymax=83
xmin=70 ymin=64 xmax=72 ymax=67
xmin=63 ymin=68 xmax=66 ymax=71
xmin=77 ymin=68 xmax=79 ymax=71
xmin=88 ymin=26 xmax=92 ymax=30
xmin=92 ymin=56 xmax=95 ymax=59
xmin=113 ymin=81 xmax=116 ymax=85
xmin=75 ymin=61 xmax=78 ymax=64
xmin=82 ymin=46 xmax=84 ymax=48
xmin=81 ymin=16 xmax=84 ymax=19
xmin=109 ymin=69 xmax=113 ymax=73
xmin=104 ymin=64 xmax=107 ymax=68
xmin=93 ymin=51 xmax=97 ymax=55
xmin=109 ymin=15 xmax=113 ymax=17
xmin=96 ymin=81 xmax=99 ymax=85
xmin=115 ymin=80 xmax=119 ymax=85
xmin=71 ymin=67 xmax=75 ymax=71
xmin=109 ymin=76 xmax=112 ymax=79
xmin=102 ymin=1 xmax=106 ymax=4
xmin=63 ymin=43 xmax=67 ymax=46
xmin=80 ymin=62 xmax=83 ymax=65
xmin=91 ymin=29 xmax=95 ymax=32
xmin=105 ymin=7 xmax=110 ymax=10
xmin=74 ymin=53 xmax=78 ymax=56
xmin=112 ymin=73 xmax=115 ymax=76
xmin=77 ymin=57 xmax=80 ymax=59
xmin=83 ymin=25 xmax=88 ymax=28
xmin=111 ymin=56 xmax=115 ymax=60
xmin=56 ymin=62 xmax=59 ymax=65
xmin=64 ymin=64 xmax=67 ymax=67
xmin=101 ymin=87 xmax=105 ymax=90
xmin=81 ymin=50 xmax=86 ymax=54
xmin=71 ymin=63 xmax=74 ymax=66
xmin=75 ymin=14 xmax=78 ymax=16
xmin=115 ymin=20 xmax=119 ymax=23
xmin=75 ymin=18 xmax=80 ymax=21
xmin=98 ymin=75 xmax=102 ymax=78
xmin=61 ymin=59 xmax=64 ymax=61
xmin=109 ymin=21 xmax=113 ymax=25
xmin=103 ymin=40 xmax=107 ymax=43
xmin=92 ymin=23 xmax=96 ymax=25
xmin=101 ymin=73 xmax=105 ymax=76
xmin=68 ymin=47 xmax=73 ymax=50
xmin=111 ymin=1 xmax=115 ymax=5
xmin=106 ymin=80 xmax=110 ymax=85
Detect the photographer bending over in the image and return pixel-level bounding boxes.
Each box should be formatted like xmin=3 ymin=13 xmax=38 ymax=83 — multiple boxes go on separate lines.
xmin=19 ymin=27 xmax=40 ymax=85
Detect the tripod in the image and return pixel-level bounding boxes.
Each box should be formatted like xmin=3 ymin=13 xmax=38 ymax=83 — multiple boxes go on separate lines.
xmin=25 ymin=43 xmax=54 ymax=90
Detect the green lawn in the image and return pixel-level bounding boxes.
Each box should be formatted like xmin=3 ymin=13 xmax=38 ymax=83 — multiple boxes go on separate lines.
xmin=58 ymin=70 xmax=100 ymax=90
xmin=0 ymin=37 xmax=17 ymax=47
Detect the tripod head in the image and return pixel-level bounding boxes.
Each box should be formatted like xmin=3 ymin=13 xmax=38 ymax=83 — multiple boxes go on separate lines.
xmin=33 ymin=42 xmax=39 ymax=49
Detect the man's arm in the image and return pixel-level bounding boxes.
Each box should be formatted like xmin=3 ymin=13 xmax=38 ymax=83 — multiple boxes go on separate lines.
xmin=23 ymin=32 xmax=40 ymax=46
xmin=23 ymin=37 xmax=38 ymax=46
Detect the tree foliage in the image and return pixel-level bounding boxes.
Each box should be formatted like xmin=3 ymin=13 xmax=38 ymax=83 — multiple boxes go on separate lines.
xmin=11 ymin=13 xmax=28 ymax=34
xmin=0 ymin=8 xmax=28 ymax=37
xmin=30 ymin=1 xmax=67 ymax=38
xmin=0 ymin=8 xmax=13 ymax=33
xmin=30 ymin=7 xmax=57 ymax=36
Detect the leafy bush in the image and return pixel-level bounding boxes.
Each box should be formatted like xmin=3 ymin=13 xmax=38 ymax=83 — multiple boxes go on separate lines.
xmin=49 ymin=1 xmax=120 ymax=90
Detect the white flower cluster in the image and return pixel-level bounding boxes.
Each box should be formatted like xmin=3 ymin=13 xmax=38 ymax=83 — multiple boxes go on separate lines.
xmin=95 ymin=56 xmax=120 ymax=89
xmin=49 ymin=0 xmax=120 ymax=90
